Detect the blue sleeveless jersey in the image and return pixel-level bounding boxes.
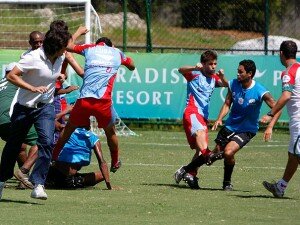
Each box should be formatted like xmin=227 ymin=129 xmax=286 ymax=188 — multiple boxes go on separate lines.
xmin=225 ymin=79 xmax=268 ymax=133
xmin=57 ymin=128 xmax=99 ymax=166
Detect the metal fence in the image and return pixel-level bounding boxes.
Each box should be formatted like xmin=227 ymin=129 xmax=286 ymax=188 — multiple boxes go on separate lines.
xmin=97 ymin=0 xmax=300 ymax=54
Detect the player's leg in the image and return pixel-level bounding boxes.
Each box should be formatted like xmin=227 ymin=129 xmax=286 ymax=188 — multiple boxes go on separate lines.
xmin=223 ymin=131 xmax=255 ymax=190
xmin=14 ymin=126 xmax=39 ymax=189
xmin=77 ymin=172 xmax=105 ymax=187
xmin=52 ymin=99 xmax=90 ymax=160
xmin=223 ymin=141 xmax=240 ymax=190
xmin=104 ymin=124 xmax=121 ymax=173
xmin=14 ymin=144 xmax=38 ymax=189
xmin=263 ymin=123 xmax=300 ymax=197
xmin=16 ymin=144 xmax=28 ymax=168
xmin=175 ymin=113 xmax=209 ymax=189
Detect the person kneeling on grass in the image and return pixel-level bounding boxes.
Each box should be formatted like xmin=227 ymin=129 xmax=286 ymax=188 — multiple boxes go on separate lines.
xmin=46 ymin=127 xmax=111 ymax=190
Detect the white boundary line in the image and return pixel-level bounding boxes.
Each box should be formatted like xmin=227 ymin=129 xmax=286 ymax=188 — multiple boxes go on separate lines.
xmin=117 ymin=141 xmax=288 ymax=148
xmin=89 ymin=162 xmax=288 ymax=170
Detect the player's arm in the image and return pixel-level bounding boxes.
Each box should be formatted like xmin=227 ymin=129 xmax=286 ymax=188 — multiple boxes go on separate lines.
xmin=6 ymin=66 xmax=48 ymax=93
xmin=56 ymin=86 xmax=79 ymax=95
xmin=178 ymin=63 xmax=202 ymax=74
xmin=216 ymin=69 xmax=228 ymax=87
xmin=67 ymin=26 xmax=89 ymax=53
xmin=64 ymin=52 xmax=84 ymax=77
xmin=211 ymin=90 xmax=232 ymax=130
xmin=261 ymin=92 xmax=282 ymax=141
xmin=120 ymin=51 xmax=135 ymax=71
xmin=55 ymin=104 xmax=73 ymax=121
xmin=261 ymin=90 xmax=290 ymax=124
xmin=93 ymin=141 xmax=112 ymax=190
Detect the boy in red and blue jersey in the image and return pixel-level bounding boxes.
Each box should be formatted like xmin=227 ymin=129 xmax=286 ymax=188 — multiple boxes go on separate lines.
xmin=174 ymin=50 xmax=228 ymax=189
xmin=52 ymin=36 xmax=135 ymax=166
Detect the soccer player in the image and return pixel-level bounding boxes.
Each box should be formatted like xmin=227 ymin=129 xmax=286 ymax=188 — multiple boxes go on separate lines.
xmin=262 ymin=40 xmax=300 ymax=198
xmin=52 ymin=36 xmax=135 ymax=171
xmin=176 ymin=59 xmax=280 ymax=190
xmin=0 ymin=28 xmax=72 ymax=200
xmin=174 ymin=50 xmax=228 ymax=189
xmin=46 ymin=127 xmax=111 ymax=189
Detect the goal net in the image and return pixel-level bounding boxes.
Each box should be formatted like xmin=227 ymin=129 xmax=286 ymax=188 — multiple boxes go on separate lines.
xmin=90 ymin=116 xmax=138 ymax=137
xmin=0 ymin=0 xmax=101 ymax=49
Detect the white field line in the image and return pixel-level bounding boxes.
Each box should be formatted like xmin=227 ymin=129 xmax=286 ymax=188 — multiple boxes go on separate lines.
xmin=97 ymin=142 xmax=291 ymax=170
xmin=90 ymin=161 xmax=289 ymax=170
xmin=117 ymin=141 xmax=288 ymax=148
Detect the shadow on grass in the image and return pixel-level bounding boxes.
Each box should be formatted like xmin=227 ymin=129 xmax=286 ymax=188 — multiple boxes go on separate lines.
xmin=0 ymin=199 xmax=42 ymax=205
xmin=142 ymin=183 xmax=225 ymax=191
xmin=234 ymin=194 xmax=292 ymax=200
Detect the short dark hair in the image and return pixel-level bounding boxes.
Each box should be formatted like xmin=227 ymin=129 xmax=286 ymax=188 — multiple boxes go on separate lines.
xmin=200 ymin=50 xmax=217 ymax=63
xmin=43 ymin=30 xmax=71 ymax=56
xmin=96 ymin=37 xmax=112 ymax=47
xmin=29 ymin=31 xmax=43 ymax=42
xmin=239 ymin=59 xmax=256 ymax=78
xmin=50 ymin=20 xmax=69 ymax=31
xmin=280 ymin=40 xmax=297 ymax=59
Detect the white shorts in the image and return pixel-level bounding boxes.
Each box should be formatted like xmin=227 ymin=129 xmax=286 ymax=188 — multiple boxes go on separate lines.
xmin=288 ymin=120 xmax=300 ymax=156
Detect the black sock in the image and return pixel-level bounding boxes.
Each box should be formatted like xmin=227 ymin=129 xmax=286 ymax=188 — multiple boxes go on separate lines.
xmin=20 ymin=167 xmax=29 ymax=174
xmin=223 ymin=162 xmax=235 ymax=184
xmin=184 ymin=155 xmax=206 ymax=172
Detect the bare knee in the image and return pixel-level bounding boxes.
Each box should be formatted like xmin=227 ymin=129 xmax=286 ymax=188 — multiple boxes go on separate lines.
xmin=224 ymin=148 xmax=235 ymax=164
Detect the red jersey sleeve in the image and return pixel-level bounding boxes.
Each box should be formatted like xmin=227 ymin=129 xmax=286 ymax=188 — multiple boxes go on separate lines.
xmin=182 ymin=71 xmax=196 ymax=82
xmin=121 ymin=53 xmax=133 ymax=67
xmin=212 ymin=74 xmax=222 ymax=87
xmin=73 ymin=44 xmax=96 ymax=54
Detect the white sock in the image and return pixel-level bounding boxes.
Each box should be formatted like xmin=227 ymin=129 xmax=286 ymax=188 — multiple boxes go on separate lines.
xmin=276 ymin=179 xmax=288 ymax=192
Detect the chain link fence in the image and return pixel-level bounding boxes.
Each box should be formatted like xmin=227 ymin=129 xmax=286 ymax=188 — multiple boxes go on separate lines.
xmin=97 ymin=0 xmax=300 ymax=54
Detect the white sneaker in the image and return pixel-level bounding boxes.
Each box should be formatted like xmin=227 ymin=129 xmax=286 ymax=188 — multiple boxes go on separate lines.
xmin=31 ymin=184 xmax=47 ymax=200
xmin=0 ymin=181 xmax=5 ymax=200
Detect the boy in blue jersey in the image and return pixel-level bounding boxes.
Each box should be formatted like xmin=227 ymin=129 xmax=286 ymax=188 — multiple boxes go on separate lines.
xmin=177 ymin=59 xmax=280 ymax=190
xmin=46 ymin=127 xmax=111 ymax=190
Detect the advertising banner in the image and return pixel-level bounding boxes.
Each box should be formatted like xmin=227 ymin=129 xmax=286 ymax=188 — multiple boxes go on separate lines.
xmin=0 ymin=50 xmax=288 ymax=121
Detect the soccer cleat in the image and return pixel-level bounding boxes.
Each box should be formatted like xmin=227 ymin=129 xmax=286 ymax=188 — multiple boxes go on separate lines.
xmin=262 ymin=181 xmax=284 ymax=198
xmin=0 ymin=181 xmax=5 ymax=200
xmin=31 ymin=184 xmax=48 ymax=200
xmin=14 ymin=169 xmax=34 ymax=189
xmin=183 ymin=173 xmax=200 ymax=189
xmin=174 ymin=166 xmax=186 ymax=184
xmin=110 ymin=160 xmax=122 ymax=173
xmin=222 ymin=182 xmax=233 ymax=191
xmin=206 ymin=151 xmax=224 ymax=166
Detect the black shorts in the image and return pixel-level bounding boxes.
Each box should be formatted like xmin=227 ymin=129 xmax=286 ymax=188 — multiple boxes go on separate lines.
xmin=46 ymin=166 xmax=84 ymax=189
xmin=214 ymin=126 xmax=255 ymax=149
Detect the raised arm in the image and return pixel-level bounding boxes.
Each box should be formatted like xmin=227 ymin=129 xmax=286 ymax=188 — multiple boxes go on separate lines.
xmin=64 ymin=52 xmax=84 ymax=77
xmin=216 ymin=69 xmax=228 ymax=87
xmin=178 ymin=63 xmax=202 ymax=75
xmin=67 ymin=26 xmax=89 ymax=52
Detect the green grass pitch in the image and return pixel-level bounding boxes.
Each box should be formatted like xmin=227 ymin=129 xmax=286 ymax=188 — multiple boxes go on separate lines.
xmin=0 ymin=130 xmax=299 ymax=225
